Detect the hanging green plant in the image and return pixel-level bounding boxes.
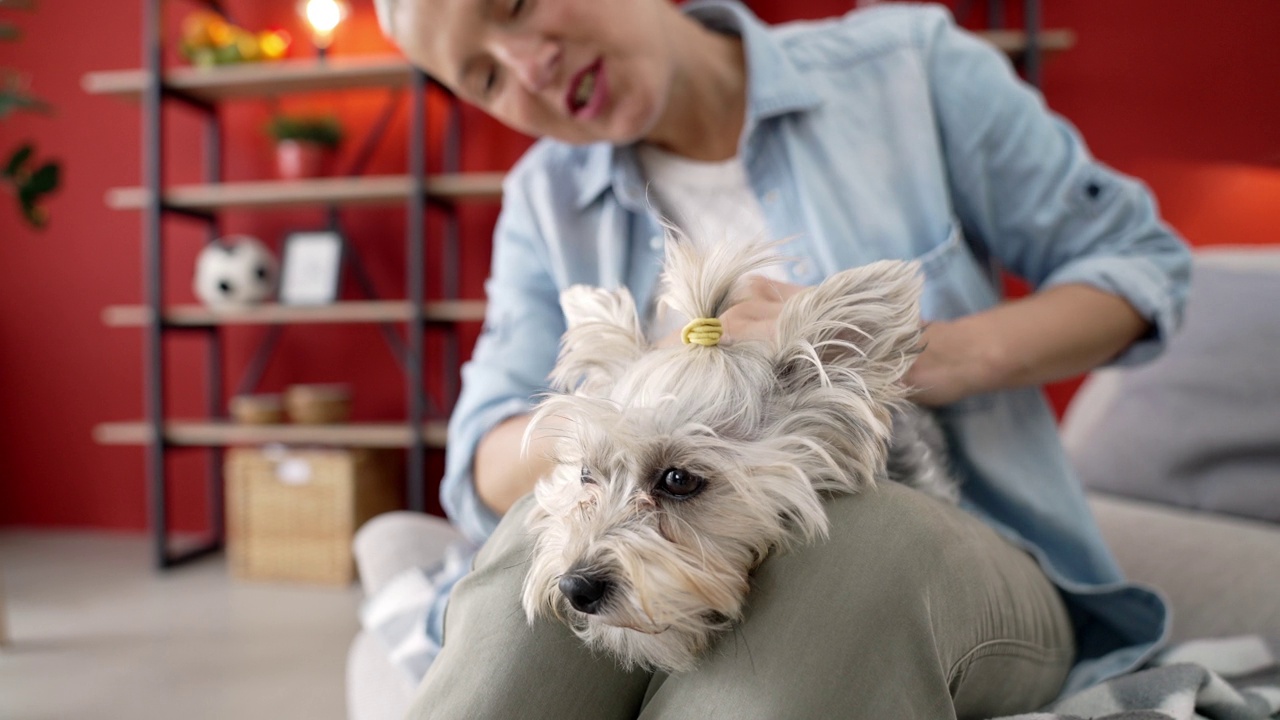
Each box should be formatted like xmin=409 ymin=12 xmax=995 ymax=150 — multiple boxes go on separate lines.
xmin=3 ymin=142 xmax=59 ymax=227
xmin=1 ymin=4 xmax=61 ymax=230
xmin=0 ymin=69 xmax=51 ymax=118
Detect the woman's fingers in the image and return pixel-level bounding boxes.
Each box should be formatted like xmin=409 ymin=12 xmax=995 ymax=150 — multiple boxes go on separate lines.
xmin=653 ymin=276 xmax=809 ymax=346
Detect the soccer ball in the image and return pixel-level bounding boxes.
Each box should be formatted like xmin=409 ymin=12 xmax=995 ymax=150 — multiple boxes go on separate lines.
xmin=193 ymin=235 xmax=278 ymax=308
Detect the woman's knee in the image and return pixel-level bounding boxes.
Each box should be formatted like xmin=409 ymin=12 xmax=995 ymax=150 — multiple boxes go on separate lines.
xmin=788 ymin=483 xmax=975 ymax=586
xmin=353 ymin=511 xmax=464 ymax=595
xmin=354 ymin=511 xmax=431 ymax=555
xmin=748 ymin=480 xmax=1052 ymax=646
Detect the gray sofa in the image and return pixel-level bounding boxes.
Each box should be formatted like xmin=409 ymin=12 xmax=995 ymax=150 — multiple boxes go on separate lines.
xmin=346 ymin=247 xmax=1280 ymax=719
xmin=1066 ymin=245 xmax=1280 ymax=643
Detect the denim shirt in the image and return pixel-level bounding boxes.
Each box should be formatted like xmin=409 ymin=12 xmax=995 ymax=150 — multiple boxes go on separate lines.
xmin=443 ymin=0 xmax=1190 ymax=695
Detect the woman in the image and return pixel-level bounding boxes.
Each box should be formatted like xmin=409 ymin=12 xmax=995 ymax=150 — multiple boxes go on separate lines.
xmin=371 ymin=0 xmax=1189 ymax=717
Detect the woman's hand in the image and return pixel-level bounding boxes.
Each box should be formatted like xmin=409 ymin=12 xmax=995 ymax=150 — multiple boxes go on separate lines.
xmin=656 ymin=275 xmax=808 ymax=347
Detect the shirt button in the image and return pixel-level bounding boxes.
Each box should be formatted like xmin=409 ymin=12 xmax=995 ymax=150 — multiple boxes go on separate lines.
xmin=763 ymin=189 xmax=781 ymax=205
xmin=649 ymin=235 xmax=663 ymax=251
xmin=793 ymin=260 xmax=811 ymax=278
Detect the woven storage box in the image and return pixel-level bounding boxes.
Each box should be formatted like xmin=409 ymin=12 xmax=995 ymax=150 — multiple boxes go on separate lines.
xmin=227 ymin=447 xmax=400 ymax=585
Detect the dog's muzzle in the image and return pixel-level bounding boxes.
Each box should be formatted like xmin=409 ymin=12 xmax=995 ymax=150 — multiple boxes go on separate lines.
xmin=559 ymin=571 xmax=611 ymax=614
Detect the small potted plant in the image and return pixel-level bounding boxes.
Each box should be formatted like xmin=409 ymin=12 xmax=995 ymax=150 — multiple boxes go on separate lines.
xmin=266 ymin=114 xmax=343 ymax=180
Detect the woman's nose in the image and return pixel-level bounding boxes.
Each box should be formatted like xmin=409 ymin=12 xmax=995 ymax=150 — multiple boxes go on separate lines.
xmin=491 ymin=33 xmax=560 ymax=92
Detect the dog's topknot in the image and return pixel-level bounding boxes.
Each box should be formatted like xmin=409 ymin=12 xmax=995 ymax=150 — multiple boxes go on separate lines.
xmin=657 ymin=225 xmax=787 ymax=334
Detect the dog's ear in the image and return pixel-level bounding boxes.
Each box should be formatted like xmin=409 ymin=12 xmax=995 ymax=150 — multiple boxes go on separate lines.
xmin=772 ymin=260 xmax=924 ymax=398
xmin=549 ymin=285 xmax=647 ymax=395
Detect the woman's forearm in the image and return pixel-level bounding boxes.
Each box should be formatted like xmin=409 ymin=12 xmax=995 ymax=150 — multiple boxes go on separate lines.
xmin=907 ymin=284 xmax=1149 ymax=407
xmin=473 ymin=413 xmax=561 ymax=517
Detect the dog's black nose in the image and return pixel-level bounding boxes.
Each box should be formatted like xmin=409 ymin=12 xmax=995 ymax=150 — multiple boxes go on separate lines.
xmin=559 ymin=573 xmax=610 ymax=614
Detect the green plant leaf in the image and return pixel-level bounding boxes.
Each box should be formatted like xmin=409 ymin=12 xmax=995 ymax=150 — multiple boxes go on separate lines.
xmin=6 ymin=152 xmax=58 ymax=230
xmin=4 ymin=143 xmax=32 ymax=177
xmin=0 ymin=88 xmax=52 ymax=119
xmin=21 ymin=199 xmax=47 ymax=229
xmin=27 ymin=160 xmax=59 ymax=194
xmin=266 ymin=114 xmax=344 ymax=147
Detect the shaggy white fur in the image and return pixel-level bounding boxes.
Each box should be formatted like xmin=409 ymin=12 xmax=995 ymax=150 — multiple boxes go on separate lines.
xmin=522 ymin=232 xmax=958 ymax=673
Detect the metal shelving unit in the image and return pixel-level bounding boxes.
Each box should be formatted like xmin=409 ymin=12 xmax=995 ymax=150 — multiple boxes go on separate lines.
xmin=85 ymin=1 xmax=500 ymax=570
xmin=87 ymin=0 xmax=1065 ymax=571
xmin=962 ymin=0 xmax=1063 ymax=87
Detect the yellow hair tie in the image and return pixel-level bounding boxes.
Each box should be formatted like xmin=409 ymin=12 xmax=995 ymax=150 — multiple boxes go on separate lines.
xmin=681 ymin=318 xmax=723 ymax=347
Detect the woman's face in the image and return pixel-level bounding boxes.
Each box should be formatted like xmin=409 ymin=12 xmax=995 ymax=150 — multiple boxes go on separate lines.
xmin=396 ymin=0 xmax=676 ymax=145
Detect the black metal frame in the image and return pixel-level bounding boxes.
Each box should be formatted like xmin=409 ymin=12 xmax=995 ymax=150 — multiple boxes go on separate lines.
xmin=136 ymin=0 xmax=1043 ymax=570
xmin=139 ymin=0 xmax=456 ymax=569
xmin=957 ymin=0 xmax=1044 ymax=85
xmin=980 ymin=0 xmax=1044 ymax=87
xmin=1021 ymin=0 xmax=1042 ymax=89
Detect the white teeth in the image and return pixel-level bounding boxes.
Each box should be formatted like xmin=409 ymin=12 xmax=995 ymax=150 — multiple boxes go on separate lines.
xmin=575 ymin=70 xmax=596 ymax=108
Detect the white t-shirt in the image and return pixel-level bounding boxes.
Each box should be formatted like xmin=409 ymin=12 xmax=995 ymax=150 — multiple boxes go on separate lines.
xmin=635 ymin=143 xmax=786 ymax=338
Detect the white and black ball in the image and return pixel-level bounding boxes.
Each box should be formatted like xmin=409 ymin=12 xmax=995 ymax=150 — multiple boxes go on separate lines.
xmin=194 ymin=235 xmax=278 ymax=307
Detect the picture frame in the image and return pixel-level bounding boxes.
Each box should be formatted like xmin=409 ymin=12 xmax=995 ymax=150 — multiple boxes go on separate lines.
xmin=278 ymin=230 xmax=346 ymax=305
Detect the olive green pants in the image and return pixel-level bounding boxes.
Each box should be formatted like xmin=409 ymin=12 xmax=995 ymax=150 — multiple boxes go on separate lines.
xmin=408 ymin=482 xmax=1074 ymax=720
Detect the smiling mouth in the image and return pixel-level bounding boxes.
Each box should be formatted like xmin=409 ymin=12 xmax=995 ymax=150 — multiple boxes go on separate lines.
xmin=568 ymin=59 xmax=603 ymax=115
xmin=572 ymin=70 xmax=597 ymax=111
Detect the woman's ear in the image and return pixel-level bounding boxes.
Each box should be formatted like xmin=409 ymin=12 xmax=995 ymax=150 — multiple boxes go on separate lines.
xmin=550 ymin=285 xmax=647 ymax=395
xmin=772 ymin=260 xmax=924 ymax=399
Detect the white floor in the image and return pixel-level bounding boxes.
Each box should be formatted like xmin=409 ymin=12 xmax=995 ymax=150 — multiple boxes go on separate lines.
xmin=0 ymin=531 xmax=363 ymax=720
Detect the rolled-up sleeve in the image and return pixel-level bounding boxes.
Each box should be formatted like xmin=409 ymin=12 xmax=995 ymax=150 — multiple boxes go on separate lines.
xmin=923 ymin=10 xmax=1191 ymax=366
xmin=441 ymin=172 xmax=565 ymax=544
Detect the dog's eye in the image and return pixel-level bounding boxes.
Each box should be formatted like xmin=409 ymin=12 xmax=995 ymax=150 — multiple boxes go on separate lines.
xmin=656 ymin=467 xmax=704 ymax=499
xmin=580 ymin=465 xmax=596 ymax=485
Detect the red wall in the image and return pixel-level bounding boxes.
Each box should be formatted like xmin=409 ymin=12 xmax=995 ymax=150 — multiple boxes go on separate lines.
xmin=1 ymin=1 xmax=1277 ymax=530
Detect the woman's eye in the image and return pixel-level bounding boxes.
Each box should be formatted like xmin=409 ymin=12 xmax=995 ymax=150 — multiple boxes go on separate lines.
xmin=580 ymin=465 xmax=595 ymax=485
xmin=657 ymin=467 xmax=704 ymax=499
xmin=509 ymin=0 xmax=526 ymax=19
xmin=482 ymin=65 xmax=498 ymax=95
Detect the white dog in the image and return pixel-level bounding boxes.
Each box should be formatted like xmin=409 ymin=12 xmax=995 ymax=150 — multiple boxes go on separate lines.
xmin=521 ymin=234 xmax=958 ymax=673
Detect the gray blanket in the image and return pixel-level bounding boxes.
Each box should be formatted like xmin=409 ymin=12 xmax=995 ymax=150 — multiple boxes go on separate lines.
xmin=997 ymin=636 xmax=1280 ymax=720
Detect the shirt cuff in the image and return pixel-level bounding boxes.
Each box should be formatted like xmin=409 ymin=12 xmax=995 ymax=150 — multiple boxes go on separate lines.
xmin=1041 ymin=254 xmax=1182 ymax=368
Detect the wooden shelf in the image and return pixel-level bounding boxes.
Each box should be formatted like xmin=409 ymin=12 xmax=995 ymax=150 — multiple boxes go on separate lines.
xmin=105 ymin=173 xmax=504 ymax=211
xmin=103 ymin=300 xmax=486 ymax=327
xmin=983 ymin=29 xmax=1076 ymax=58
xmin=83 ymin=55 xmax=414 ymax=101
xmin=82 ymin=30 xmax=1073 ymax=103
xmin=95 ymin=420 xmax=449 ymax=449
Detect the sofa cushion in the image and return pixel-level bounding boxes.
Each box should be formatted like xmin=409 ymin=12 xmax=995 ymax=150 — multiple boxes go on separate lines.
xmin=1063 ymin=250 xmax=1280 ymax=524
xmin=1088 ymin=492 xmax=1280 ymax=641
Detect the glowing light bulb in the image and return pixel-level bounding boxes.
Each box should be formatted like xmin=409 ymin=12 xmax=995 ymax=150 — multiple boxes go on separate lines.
xmin=299 ymin=0 xmax=349 ymax=50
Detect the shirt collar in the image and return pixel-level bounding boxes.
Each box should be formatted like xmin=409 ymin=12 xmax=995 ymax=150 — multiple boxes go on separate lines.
xmin=574 ymin=0 xmax=822 ymax=210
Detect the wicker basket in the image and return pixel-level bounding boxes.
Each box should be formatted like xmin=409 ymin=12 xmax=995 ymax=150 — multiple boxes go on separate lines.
xmin=284 ymin=384 xmax=352 ymax=425
xmin=229 ymin=394 xmax=285 ymax=424
xmin=226 ymin=447 xmax=401 ymax=585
